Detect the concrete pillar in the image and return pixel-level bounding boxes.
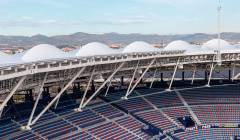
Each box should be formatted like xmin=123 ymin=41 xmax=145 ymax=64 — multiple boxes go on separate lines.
xmin=205 ymin=71 xmax=208 ymax=81
xmin=229 ymin=69 xmax=231 ymax=81
xmin=91 ymin=80 xmax=95 ymax=92
xmin=161 ymin=73 xmax=163 ymax=82
xmin=121 ymin=76 xmax=124 ymax=86
xmin=182 ymin=71 xmax=185 ymax=81
xmin=77 ymin=82 xmax=80 ymax=90
xmin=43 ymin=87 xmax=50 ymax=101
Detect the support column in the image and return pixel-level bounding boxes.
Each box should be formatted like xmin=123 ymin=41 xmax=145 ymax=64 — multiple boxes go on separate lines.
xmin=0 ymin=76 xmax=26 ymax=117
xmin=191 ymin=66 xmax=196 ymax=85
xmin=91 ymin=80 xmax=95 ymax=93
xmin=161 ymin=73 xmax=163 ymax=82
xmin=21 ymin=73 xmax=48 ymax=130
xmin=30 ymin=67 xmax=86 ymax=126
xmin=123 ymin=59 xmax=155 ymax=99
xmin=168 ymin=58 xmax=180 ymax=91
xmin=182 ymin=71 xmax=185 ymax=81
xmin=121 ymin=76 xmax=124 ymax=86
xmin=207 ymin=63 xmax=215 ymax=87
xmin=232 ymin=63 xmax=235 ymax=82
xmin=104 ymin=78 xmax=112 ymax=97
xmin=126 ymin=61 xmax=140 ymax=97
xmin=228 ymin=69 xmax=231 ymax=81
xmin=82 ymin=62 xmax=125 ymax=108
xmin=75 ymin=68 xmax=95 ymax=112
xmin=205 ymin=71 xmax=208 ymax=81
xmin=150 ymin=68 xmax=157 ymax=88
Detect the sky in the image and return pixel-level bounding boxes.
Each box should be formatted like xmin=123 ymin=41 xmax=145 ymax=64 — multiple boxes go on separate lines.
xmin=0 ymin=0 xmax=239 ymax=36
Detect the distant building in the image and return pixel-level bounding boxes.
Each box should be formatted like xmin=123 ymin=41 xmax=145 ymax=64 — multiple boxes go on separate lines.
xmin=109 ymin=44 xmax=123 ymax=49
xmin=62 ymin=47 xmax=76 ymax=52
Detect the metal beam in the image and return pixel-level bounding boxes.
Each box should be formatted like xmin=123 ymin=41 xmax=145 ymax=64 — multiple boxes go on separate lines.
xmin=207 ymin=63 xmax=215 ymax=87
xmin=191 ymin=66 xmax=196 ymax=85
xmin=22 ymin=73 xmax=48 ymax=130
xmin=232 ymin=63 xmax=235 ymax=82
xmin=125 ymin=61 xmax=140 ymax=97
xmin=75 ymin=67 xmax=95 ymax=112
xmin=124 ymin=58 xmax=155 ymax=99
xmin=168 ymin=58 xmax=180 ymax=91
xmin=30 ymin=67 xmax=86 ymax=126
xmin=82 ymin=62 xmax=125 ymax=108
xmin=104 ymin=78 xmax=112 ymax=97
xmin=0 ymin=76 xmax=26 ymax=117
xmin=54 ymin=70 xmax=68 ymax=109
xmin=150 ymin=68 xmax=158 ymax=88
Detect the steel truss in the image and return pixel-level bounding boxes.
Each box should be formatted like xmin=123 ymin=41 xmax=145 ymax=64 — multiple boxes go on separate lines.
xmin=0 ymin=51 xmax=239 ymax=129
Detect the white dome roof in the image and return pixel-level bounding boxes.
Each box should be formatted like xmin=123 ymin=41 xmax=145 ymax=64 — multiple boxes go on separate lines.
xmin=164 ymin=40 xmax=200 ymax=51
xmin=0 ymin=51 xmax=9 ymax=58
xmin=122 ymin=41 xmax=160 ymax=53
xmin=202 ymin=39 xmax=236 ymax=50
xmin=74 ymin=42 xmax=120 ymax=57
xmin=21 ymin=44 xmax=67 ymax=62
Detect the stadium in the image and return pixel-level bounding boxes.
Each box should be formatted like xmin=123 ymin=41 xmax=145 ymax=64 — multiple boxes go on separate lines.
xmin=0 ymin=38 xmax=239 ymax=140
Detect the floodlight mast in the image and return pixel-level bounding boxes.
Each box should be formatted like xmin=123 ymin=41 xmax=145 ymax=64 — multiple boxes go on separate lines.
xmin=217 ymin=0 xmax=222 ymax=65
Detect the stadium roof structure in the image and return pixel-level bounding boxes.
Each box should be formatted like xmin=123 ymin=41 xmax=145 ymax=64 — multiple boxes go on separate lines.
xmin=202 ymin=39 xmax=237 ymax=50
xmin=1 ymin=39 xmax=240 ymax=66
xmin=0 ymin=39 xmax=240 ymax=129
xmin=164 ymin=40 xmax=201 ymax=52
xmin=122 ymin=41 xmax=160 ymax=53
xmin=73 ymin=42 xmax=121 ymax=57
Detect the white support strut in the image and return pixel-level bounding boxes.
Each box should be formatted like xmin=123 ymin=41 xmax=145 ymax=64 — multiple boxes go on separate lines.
xmin=104 ymin=78 xmax=112 ymax=97
xmin=82 ymin=62 xmax=125 ymax=108
xmin=232 ymin=63 xmax=235 ymax=82
xmin=191 ymin=66 xmax=196 ymax=85
xmin=168 ymin=57 xmax=180 ymax=91
xmin=0 ymin=76 xmax=26 ymax=117
xmin=30 ymin=67 xmax=86 ymax=126
xmin=207 ymin=63 xmax=215 ymax=87
xmin=22 ymin=72 xmax=48 ymax=130
xmin=75 ymin=67 xmax=95 ymax=112
xmin=105 ymin=64 xmax=118 ymax=97
xmin=124 ymin=58 xmax=156 ymax=99
xmin=150 ymin=68 xmax=158 ymax=88
xmin=126 ymin=61 xmax=140 ymax=97
xmin=126 ymin=61 xmax=140 ymax=94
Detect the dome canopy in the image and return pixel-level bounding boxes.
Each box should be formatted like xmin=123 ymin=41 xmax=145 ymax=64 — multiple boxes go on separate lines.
xmin=74 ymin=42 xmax=120 ymax=57
xmin=202 ymin=39 xmax=236 ymax=50
xmin=20 ymin=44 xmax=67 ymax=62
xmin=122 ymin=41 xmax=159 ymax=53
xmin=0 ymin=52 xmax=11 ymax=65
xmin=164 ymin=40 xmax=201 ymax=52
xmin=0 ymin=51 xmax=9 ymax=58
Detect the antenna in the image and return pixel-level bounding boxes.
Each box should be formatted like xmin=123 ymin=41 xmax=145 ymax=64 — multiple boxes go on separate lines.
xmin=217 ymin=0 xmax=222 ymax=65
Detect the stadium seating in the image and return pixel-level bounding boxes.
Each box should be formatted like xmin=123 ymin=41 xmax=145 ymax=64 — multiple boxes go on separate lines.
xmin=59 ymin=131 xmax=95 ymax=140
xmin=180 ymin=85 xmax=240 ymax=105
xmin=192 ymin=104 xmax=240 ymax=124
xmin=0 ymin=118 xmax=22 ymax=139
xmin=174 ymin=128 xmax=240 ymax=140
xmin=145 ymin=91 xmax=183 ymax=108
xmin=2 ymin=84 xmax=240 ymax=139
xmin=135 ymin=110 xmax=176 ymax=131
xmin=115 ymin=116 xmax=152 ymax=139
xmin=92 ymin=104 xmax=124 ymax=119
xmin=162 ymin=107 xmax=191 ymax=127
xmin=88 ymin=122 xmax=140 ymax=140
xmin=62 ymin=109 xmax=106 ymax=128
xmin=32 ymin=119 xmax=77 ymax=139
